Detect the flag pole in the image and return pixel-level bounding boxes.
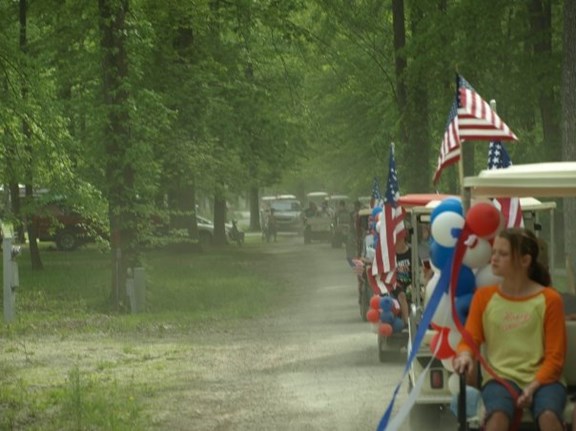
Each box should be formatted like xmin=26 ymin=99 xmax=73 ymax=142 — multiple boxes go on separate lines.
xmin=458 ymin=148 xmax=466 ymax=209
xmin=456 ymin=75 xmax=469 ymax=213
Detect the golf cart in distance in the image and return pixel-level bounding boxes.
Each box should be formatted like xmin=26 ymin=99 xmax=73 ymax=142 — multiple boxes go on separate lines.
xmin=303 ymin=191 xmax=333 ymax=244
xmin=330 ymin=195 xmax=352 ymax=248
xmin=374 ymin=193 xmax=448 ymax=362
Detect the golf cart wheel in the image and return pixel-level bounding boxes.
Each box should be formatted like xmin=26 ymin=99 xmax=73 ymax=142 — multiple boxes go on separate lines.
xmin=378 ymin=335 xmax=388 ymax=363
xmin=359 ymin=280 xmax=370 ymax=321
xmin=55 ymin=229 xmax=79 ymax=251
xmin=409 ymin=404 xmax=458 ymax=430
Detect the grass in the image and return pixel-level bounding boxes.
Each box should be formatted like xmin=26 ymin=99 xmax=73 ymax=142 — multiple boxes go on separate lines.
xmin=0 ymin=238 xmax=284 ymax=430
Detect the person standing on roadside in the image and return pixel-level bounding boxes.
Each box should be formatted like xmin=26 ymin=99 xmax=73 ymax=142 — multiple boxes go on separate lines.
xmin=268 ymin=208 xmax=277 ymax=242
xmin=453 ymin=228 xmax=566 ymax=431
xmin=393 ymin=235 xmax=412 ymax=328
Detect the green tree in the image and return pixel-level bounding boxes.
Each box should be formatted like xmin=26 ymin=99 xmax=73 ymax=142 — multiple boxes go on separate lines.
xmin=562 ymin=0 xmax=576 ymax=287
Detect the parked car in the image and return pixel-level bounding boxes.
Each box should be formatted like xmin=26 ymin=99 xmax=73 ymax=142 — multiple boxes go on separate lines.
xmin=31 ymin=199 xmax=107 ymax=251
xmin=152 ymin=212 xmax=242 ymax=247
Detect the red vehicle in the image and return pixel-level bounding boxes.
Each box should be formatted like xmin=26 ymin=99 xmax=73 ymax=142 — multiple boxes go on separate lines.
xmin=31 ymin=199 xmax=107 ymax=251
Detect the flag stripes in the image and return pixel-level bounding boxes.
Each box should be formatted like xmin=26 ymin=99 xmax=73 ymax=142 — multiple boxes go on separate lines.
xmin=433 ymin=75 xmax=518 ymax=184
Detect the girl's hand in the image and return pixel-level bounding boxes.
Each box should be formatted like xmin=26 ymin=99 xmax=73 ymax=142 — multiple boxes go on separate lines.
xmin=517 ymin=389 xmax=534 ymax=408
xmin=453 ymin=353 xmax=473 ymax=376
xmin=517 ymin=382 xmax=539 ymax=408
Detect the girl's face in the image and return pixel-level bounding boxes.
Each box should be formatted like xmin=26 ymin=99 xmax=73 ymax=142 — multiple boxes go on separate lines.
xmin=491 ymin=237 xmax=513 ymax=277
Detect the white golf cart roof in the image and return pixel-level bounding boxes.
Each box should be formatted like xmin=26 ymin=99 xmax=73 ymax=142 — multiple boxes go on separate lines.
xmin=463 ymin=161 xmax=576 ymax=198
xmin=421 ymin=196 xmax=556 ymax=212
xmin=330 ymin=194 xmax=350 ymax=201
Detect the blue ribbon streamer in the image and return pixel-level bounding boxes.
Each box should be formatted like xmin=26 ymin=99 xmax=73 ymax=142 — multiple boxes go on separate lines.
xmin=376 ymin=262 xmax=451 ymax=431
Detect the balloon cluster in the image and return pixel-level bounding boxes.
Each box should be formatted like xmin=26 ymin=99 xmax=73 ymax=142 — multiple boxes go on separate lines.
xmin=424 ymin=198 xmax=503 ymax=369
xmin=365 ymin=295 xmax=405 ymax=336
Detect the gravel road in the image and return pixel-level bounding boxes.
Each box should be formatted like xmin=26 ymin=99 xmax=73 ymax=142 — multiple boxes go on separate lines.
xmin=167 ymin=234 xmax=411 ymax=431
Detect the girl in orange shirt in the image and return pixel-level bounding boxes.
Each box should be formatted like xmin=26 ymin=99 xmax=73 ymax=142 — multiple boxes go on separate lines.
xmin=454 ymin=228 xmax=566 ymax=431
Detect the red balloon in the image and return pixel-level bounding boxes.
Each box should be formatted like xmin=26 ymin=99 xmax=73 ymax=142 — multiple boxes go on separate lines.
xmin=430 ymin=328 xmax=456 ymax=360
xmin=379 ymin=323 xmax=393 ymax=337
xmin=366 ymin=308 xmax=380 ymax=323
xmin=370 ymin=295 xmax=381 ymax=310
xmin=466 ymin=202 xmax=501 ymax=238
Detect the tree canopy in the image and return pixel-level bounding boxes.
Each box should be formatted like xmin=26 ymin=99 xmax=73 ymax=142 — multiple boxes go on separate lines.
xmin=1 ymin=0 xmax=574 ymax=307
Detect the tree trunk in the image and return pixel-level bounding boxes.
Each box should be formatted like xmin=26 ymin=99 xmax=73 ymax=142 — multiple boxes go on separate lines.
xmin=98 ymin=0 xmax=134 ymax=311
xmin=249 ymin=185 xmax=261 ymax=232
xmin=405 ymin=4 xmax=431 ymax=193
xmin=562 ymin=0 xmax=576 ymax=282
xmin=391 ymin=0 xmax=408 ymax=147
xmin=19 ymin=0 xmax=43 ymax=270
xmin=528 ymin=0 xmax=561 ymax=160
xmin=213 ymin=183 xmax=227 ymax=246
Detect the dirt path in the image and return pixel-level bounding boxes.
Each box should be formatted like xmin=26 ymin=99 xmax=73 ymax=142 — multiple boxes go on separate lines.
xmin=157 ymin=235 xmax=410 ymax=431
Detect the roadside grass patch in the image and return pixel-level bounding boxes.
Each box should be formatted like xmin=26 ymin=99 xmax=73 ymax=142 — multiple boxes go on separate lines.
xmin=0 ymin=243 xmax=286 ymax=430
xmin=5 ymin=244 xmax=282 ymax=333
xmin=0 ymin=364 xmax=146 ymax=430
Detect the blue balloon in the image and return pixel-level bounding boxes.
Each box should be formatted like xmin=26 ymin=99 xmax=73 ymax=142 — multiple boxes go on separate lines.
xmin=380 ymin=296 xmax=394 ymax=312
xmin=456 ymin=266 xmax=476 ymax=297
xmin=380 ymin=310 xmax=395 ymax=324
xmin=392 ymin=317 xmax=405 ymax=333
xmin=431 ymin=197 xmax=464 ymax=223
xmin=430 ymin=240 xmax=454 ymax=269
xmin=455 ymin=292 xmax=474 ymax=324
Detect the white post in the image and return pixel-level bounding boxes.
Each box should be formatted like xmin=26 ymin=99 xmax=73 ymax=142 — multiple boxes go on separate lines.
xmin=126 ymin=267 xmax=145 ymax=313
xmin=133 ymin=267 xmax=145 ymax=313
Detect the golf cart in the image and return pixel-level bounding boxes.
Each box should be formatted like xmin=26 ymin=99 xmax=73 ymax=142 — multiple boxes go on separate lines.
xmin=458 ymin=161 xmax=576 ymax=430
xmin=330 ymin=197 xmax=352 ymax=248
xmin=303 ymin=191 xmax=333 ymax=244
xmin=405 ymin=162 xmax=576 ymax=430
xmin=358 ymin=194 xmax=453 ymax=362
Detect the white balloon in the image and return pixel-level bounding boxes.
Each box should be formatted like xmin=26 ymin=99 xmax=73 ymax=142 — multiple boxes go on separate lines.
xmin=431 ymin=293 xmax=455 ymax=328
xmin=448 ymin=372 xmax=460 ymax=395
xmin=463 ymin=237 xmax=492 ymax=269
xmin=376 ymin=220 xmax=381 ymax=232
xmin=431 ymin=211 xmax=465 ymax=248
xmin=424 ymin=271 xmax=442 ymax=306
xmin=448 ymin=329 xmax=462 ymax=351
xmin=475 ymin=264 xmax=503 ymax=288
xmin=441 ymin=357 xmax=455 ymax=372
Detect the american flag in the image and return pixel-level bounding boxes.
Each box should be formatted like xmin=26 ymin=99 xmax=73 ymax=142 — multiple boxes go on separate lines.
xmin=433 ymin=75 xmax=518 ymax=184
xmin=487 ymin=141 xmax=523 ymax=228
xmin=370 ymin=176 xmax=382 ymax=209
xmin=372 ymin=145 xmax=405 ymax=293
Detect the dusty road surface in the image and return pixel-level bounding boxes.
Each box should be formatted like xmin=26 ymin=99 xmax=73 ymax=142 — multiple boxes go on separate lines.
xmin=2 ymin=233 xmax=416 ymax=431
xmin=159 ymin=234 xmax=411 ymax=431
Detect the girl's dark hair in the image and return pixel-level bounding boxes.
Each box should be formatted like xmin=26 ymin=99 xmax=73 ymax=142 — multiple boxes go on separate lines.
xmin=497 ymin=228 xmax=552 ymax=286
